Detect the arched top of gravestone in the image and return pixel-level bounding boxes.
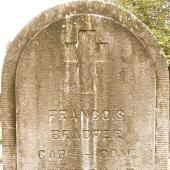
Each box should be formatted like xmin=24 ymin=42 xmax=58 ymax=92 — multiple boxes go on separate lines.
xmin=2 ymin=1 xmax=169 ymax=170
xmin=2 ymin=0 xmax=167 ymax=73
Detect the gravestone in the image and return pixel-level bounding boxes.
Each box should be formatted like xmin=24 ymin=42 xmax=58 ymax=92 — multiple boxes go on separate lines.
xmin=2 ymin=1 xmax=169 ymax=170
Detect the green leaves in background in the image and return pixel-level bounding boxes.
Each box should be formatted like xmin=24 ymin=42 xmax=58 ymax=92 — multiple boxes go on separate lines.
xmin=106 ymin=0 xmax=170 ymax=65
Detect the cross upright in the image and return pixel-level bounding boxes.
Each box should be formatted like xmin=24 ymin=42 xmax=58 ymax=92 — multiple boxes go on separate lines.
xmin=63 ymin=27 xmax=109 ymax=95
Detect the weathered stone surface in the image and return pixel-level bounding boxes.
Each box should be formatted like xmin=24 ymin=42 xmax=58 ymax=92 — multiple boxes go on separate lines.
xmin=2 ymin=1 xmax=169 ymax=170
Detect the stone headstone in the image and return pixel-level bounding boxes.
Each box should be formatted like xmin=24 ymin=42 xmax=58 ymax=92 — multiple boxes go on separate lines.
xmin=2 ymin=1 xmax=169 ymax=170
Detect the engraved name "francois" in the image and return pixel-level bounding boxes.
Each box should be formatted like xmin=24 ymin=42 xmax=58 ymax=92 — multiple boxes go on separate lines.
xmin=48 ymin=110 xmax=125 ymax=121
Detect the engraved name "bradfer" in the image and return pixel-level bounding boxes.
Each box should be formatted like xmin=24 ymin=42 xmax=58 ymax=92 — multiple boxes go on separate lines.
xmin=51 ymin=129 xmax=122 ymax=140
xmin=48 ymin=110 xmax=125 ymax=121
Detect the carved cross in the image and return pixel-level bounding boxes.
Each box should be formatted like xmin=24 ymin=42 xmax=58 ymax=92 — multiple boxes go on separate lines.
xmin=64 ymin=29 xmax=109 ymax=95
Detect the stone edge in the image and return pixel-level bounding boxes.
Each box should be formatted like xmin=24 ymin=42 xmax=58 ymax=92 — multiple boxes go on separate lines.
xmin=1 ymin=1 xmax=169 ymax=169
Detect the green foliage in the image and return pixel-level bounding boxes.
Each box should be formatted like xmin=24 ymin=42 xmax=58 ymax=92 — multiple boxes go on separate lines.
xmin=106 ymin=0 xmax=170 ymax=65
